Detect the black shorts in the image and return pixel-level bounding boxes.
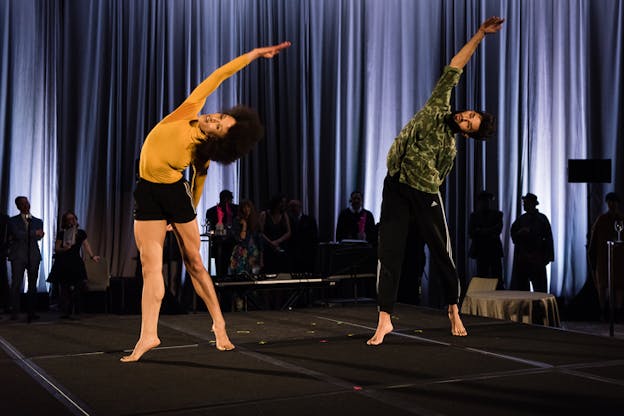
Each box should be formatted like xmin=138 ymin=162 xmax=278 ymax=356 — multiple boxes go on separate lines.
xmin=133 ymin=178 xmax=196 ymax=223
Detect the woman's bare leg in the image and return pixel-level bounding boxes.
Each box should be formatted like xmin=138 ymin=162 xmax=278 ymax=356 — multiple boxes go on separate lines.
xmin=173 ymin=220 xmax=234 ymax=350
xmin=120 ymin=220 xmax=167 ymax=362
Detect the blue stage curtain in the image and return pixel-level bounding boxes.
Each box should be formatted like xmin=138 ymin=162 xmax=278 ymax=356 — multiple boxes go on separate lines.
xmin=0 ymin=0 xmax=622 ymax=301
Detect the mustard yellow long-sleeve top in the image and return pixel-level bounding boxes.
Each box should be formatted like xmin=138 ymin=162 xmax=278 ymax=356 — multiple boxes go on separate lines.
xmin=138 ymin=53 xmax=251 ymax=207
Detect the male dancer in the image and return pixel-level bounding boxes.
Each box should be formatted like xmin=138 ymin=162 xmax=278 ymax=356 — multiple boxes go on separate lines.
xmin=369 ymin=17 xmax=504 ymax=345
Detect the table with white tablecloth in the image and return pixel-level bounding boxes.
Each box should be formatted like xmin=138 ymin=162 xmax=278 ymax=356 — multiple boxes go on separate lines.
xmin=461 ymin=290 xmax=560 ymax=327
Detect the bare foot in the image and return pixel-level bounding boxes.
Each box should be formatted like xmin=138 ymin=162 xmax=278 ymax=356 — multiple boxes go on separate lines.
xmin=212 ymin=324 xmax=235 ymax=351
xmin=367 ymin=312 xmax=394 ymax=346
xmin=448 ymin=306 xmax=468 ymax=336
xmin=120 ymin=337 xmax=161 ymax=362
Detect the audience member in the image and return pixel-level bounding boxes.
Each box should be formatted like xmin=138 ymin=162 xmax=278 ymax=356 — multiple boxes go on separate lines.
xmin=206 ymin=189 xmax=239 ymax=278
xmin=468 ymin=191 xmax=504 ymax=287
xmin=0 ymin=212 xmax=9 ymax=314
xmin=229 ymin=199 xmax=263 ymax=276
xmin=7 ymin=196 xmax=45 ymax=322
xmin=588 ymin=192 xmax=624 ymax=320
xmin=510 ymin=193 xmax=554 ymax=292
xmin=287 ymin=199 xmax=319 ymax=274
xmin=47 ymin=211 xmax=100 ymax=319
xmin=259 ymin=194 xmax=291 ymax=273
xmin=335 ymin=191 xmax=377 ymax=244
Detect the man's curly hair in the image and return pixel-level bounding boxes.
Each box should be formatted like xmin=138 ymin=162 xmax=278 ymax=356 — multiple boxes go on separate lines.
xmin=471 ymin=111 xmax=496 ymax=141
xmin=193 ymin=106 xmax=264 ymax=167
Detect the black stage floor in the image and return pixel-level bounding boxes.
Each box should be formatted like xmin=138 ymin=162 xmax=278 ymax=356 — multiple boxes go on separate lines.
xmin=1 ymin=304 xmax=623 ymax=416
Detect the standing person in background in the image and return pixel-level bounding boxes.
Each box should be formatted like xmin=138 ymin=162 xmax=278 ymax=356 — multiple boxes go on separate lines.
xmin=368 ymin=17 xmax=504 ymax=345
xmin=123 ymin=41 xmax=290 ymax=362
xmin=335 ymin=191 xmax=376 ymax=244
xmin=7 ymin=196 xmax=45 ymax=322
xmin=510 ymin=193 xmax=554 ymax=293
xmin=588 ymin=192 xmax=624 ymax=320
xmin=287 ymin=199 xmax=319 ymax=274
xmin=0 ymin=212 xmax=9 ymax=315
xmin=47 ymin=211 xmax=100 ymax=319
xmin=468 ymin=191 xmax=504 ymax=287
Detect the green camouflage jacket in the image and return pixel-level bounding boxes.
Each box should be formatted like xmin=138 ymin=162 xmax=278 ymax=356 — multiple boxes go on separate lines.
xmin=386 ymin=66 xmax=462 ymax=194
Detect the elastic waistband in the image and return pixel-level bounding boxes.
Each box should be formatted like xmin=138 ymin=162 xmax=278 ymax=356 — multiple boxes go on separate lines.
xmin=137 ymin=177 xmax=186 ymax=186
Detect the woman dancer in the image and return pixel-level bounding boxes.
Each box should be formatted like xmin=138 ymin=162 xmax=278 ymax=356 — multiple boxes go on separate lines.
xmin=122 ymin=41 xmax=291 ymax=362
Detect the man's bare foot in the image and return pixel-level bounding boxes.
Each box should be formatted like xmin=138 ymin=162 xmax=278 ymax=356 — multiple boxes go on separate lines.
xmin=120 ymin=337 xmax=161 ymax=362
xmin=448 ymin=306 xmax=468 ymax=336
xmin=367 ymin=312 xmax=393 ymax=346
xmin=212 ymin=324 xmax=235 ymax=351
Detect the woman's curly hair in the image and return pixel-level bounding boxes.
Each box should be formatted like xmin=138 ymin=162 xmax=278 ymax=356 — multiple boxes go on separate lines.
xmin=193 ymin=106 xmax=264 ymax=167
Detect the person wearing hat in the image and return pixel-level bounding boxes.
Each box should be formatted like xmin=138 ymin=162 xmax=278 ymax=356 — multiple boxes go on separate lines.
xmin=468 ymin=191 xmax=504 ymax=287
xmin=206 ymin=189 xmax=239 ymax=279
xmin=510 ymin=193 xmax=554 ymax=292
xmin=368 ymin=16 xmax=505 ymax=344
xmin=588 ymin=192 xmax=624 ymax=319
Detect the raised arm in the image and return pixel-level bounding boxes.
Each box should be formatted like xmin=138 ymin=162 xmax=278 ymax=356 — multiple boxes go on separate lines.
xmin=188 ymin=41 xmax=291 ymax=103
xmin=449 ymin=17 xmax=504 ymax=70
xmin=165 ymin=41 xmax=292 ymax=122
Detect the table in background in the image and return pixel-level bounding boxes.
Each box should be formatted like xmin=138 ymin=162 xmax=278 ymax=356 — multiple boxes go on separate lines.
xmin=214 ymin=273 xmax=376 ymax=311
xmin=462 ymin=290 xmax=560 ymax=327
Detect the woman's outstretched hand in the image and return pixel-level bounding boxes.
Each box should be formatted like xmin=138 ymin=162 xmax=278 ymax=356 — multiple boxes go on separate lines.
xmin=252 ymin=41 xmax=291 ymax=59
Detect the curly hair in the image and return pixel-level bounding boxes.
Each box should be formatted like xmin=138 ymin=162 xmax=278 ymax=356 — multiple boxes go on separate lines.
xmin=192 ymin=106 xmax=264 ymax=167
xmin=471 ymin=111 xmax=496 ymax=141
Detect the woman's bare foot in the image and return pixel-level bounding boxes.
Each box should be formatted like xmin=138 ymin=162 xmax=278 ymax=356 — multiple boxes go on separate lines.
xmin=367 ymin=311 xmax=394 ymax=346
xmin=212 ymin=324 xmax=235 ymax=351
xmin=120 ymin=337 xmax=161 ymax=362
xmin=448 ymin=305 xmax=468 ymax=336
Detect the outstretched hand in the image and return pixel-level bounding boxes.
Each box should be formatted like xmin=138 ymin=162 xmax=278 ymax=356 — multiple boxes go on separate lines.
xmin=253 ymin=41 xmax=291 ymax=59
xmin=479 ymin=16 xmax=505 ymax=34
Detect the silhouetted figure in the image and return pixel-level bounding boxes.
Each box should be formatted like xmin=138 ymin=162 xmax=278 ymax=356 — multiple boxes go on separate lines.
xmin=588 ymin=192 xmax=624 ymax=320
xmin=510 ymin=193 xmax=554 ymax=292
xmin=0 ymin=212 xmax=9 ymax=313
xmin=287 ymin=199 xmax=319 ymax=274
xmin=468 ymin=191 xmax=504 ymax=287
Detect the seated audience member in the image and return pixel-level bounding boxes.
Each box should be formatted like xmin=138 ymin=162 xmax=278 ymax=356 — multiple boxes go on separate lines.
xmin=229 ymin=199 xmax=263 ymax=276
xmin=336 ymin=191 xmax=376 ymax=244
xmin=259 ymin=194 xmax=291 ymax=273
xmin=206 ymin=189 xmax=238 ymax=278
xmin=287 ymin=199 xmax=319 ymax=274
